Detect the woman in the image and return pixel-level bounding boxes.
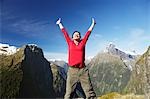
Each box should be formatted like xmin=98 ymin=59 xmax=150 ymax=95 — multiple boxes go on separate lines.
xmin=56 ymin=18 xmax=96 ymax=99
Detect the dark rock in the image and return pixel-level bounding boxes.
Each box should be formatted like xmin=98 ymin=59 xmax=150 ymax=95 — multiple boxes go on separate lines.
xmin=0 ymin=45 xmax=55 ymax=98
xmin=18 ymin=45 xmax=55 ymax=98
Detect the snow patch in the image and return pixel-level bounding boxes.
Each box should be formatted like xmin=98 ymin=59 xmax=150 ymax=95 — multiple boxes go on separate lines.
xmin=0 ymin=43 xmax=19 ymax=55
xmin=27 ymin=44 xmax=38 ymax=46
xmin=104 ymin=42 xmax=138 ymax=71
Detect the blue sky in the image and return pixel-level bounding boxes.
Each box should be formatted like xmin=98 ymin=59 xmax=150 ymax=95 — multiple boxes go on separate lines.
xmin=1 ymin=0 xmax=150 ymax=61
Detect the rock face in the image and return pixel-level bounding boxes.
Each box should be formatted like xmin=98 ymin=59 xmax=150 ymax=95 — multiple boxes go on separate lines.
xmin=0 ymin=44 xmax=55 ymax=98
xmin=50 ymin=60 xmax=68 ymax=79
xmin=125 ymin=46 xmax=150 ymax=97
xmin=18 ymin=45 xmax=54 ymax=98
xmin=88 ymin=53 xmax=131 ymax=96
xmin=50 ymin=63 xmax=66 ymax=97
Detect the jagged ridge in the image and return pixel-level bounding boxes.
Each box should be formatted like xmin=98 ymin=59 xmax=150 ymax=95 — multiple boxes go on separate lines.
xmin=0 ymin=45 xmax=55 ymax=98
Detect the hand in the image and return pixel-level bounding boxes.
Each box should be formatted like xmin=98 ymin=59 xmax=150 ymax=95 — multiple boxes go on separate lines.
xmin=92 ymin=18 xmax=96 ymax=25
xmin=56 ymin=18 xmax=64 ymax=29
xmin=56 ymin=18 xmax=61 ymax=25
xmin=88 ymin=18 xmax=96 ymax=31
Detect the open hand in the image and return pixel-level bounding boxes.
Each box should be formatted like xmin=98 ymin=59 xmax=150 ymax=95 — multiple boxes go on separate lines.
xmin=92 ymin=18 xmax=96 ymax=25
xmin=56 ymin=18 xmax=61 ymax=25
xmin=88 ymin=18 xmax=96 ymax=31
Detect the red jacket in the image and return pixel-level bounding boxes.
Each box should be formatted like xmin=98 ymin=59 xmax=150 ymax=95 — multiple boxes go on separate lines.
xmin=61 ymin=28 xmax=91 ymax=68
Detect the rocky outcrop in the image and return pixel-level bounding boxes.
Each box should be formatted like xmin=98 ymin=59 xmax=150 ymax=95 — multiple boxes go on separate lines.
xmin=88 ymin=53 xmax=132 ymax=96
xmin=50 ymin=60 xmax=68 ymax=79
xmin=0 ymin=45 xmax=55 ymax=98
xmin=125 ymin=46 xmax=150 ymax=98
xmin=18 ymin=45 xmax=55 ymax=98
xmin=50 ymin=63 xmax=66 ymax=97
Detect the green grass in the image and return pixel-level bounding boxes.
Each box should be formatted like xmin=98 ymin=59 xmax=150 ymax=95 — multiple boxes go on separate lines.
xmin=98 ymin=92 xmax=145 ymax=99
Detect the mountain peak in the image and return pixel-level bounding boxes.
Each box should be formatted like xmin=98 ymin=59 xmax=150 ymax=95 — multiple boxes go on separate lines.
xmin=0 ymin=43 xmax=40 ymax=56
xmin=104 ymin=42 xmax=137 ymax=60
xmin=0 ymin=43 xmax=19 ymax=55
xmin=100 ymin=42 xmax=139 ymax=71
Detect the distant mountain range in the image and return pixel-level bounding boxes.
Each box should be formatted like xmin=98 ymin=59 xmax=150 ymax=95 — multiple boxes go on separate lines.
xmin=0 ymin=44 xmax=84 ymax=98
xmin=105 ymin=42 xmax=138 ymax=58
xmin=0 ymin=43 xmax=149 ymax=98
xmin=88 ymin=44 xmax=149 ymax=97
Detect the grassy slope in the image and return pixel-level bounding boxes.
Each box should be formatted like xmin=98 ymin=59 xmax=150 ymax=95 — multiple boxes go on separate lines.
xmin=0 ymin=48 xmax=24 ymax=98
xmin=98 ymin=92 xmax=144 ymax=99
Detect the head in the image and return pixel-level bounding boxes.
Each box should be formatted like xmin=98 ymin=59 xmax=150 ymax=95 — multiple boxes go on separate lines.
xmin=72 ymin=31 xmax=81 ymax=41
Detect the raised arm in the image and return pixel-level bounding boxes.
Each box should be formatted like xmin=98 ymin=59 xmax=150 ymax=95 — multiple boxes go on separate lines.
xmin=56 ymin=18 xmax=71 ymax=44
xmin=88 ymin=18 xmax=96 ymax=31
xmin=82 ymin=18 xmax=96 ymax=44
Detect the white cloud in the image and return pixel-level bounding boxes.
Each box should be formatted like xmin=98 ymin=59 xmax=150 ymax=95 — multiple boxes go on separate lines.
xmin=86 ymin=28 xmax=150 ymax=57
xmin=44 ymin=52 xmax=68 ymax=62
xmin=91 ymin=33 xmax=103 ymax=39
xmin=86 ymin=34 xmax=107 ymax=57
xmin=116 ymin=28 xmax=150 ymax=54
xmin=44 ymin=51 xmax=96 ymax=62
xmin=130 ymin=28 xmax=144 ymax=38
xmin=128 ymin=28 xmax=149 ymax=50
xmin=6 ymin=19 xmax=50 ymax=38
xmin=2 ymin=11 xmax=51 ymax=39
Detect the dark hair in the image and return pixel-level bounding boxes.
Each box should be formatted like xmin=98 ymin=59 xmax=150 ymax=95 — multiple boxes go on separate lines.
xmin=72 ymin=31 xmax=81 ymax=38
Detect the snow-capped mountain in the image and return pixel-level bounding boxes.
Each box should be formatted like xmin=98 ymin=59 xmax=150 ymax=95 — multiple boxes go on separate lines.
xmin=103 ymin=42 xmax=138 ymax=71
xmin=0 ymin=43 xmax=19 ymax=55
xmin=104 ymin=42 xmax=137 ymax=60
xmin=0 ymin=43 xmax=39 ymax=55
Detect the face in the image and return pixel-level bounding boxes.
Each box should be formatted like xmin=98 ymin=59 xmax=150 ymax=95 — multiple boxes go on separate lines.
xmin=73 ymin=32 xmax=81 ymax=40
